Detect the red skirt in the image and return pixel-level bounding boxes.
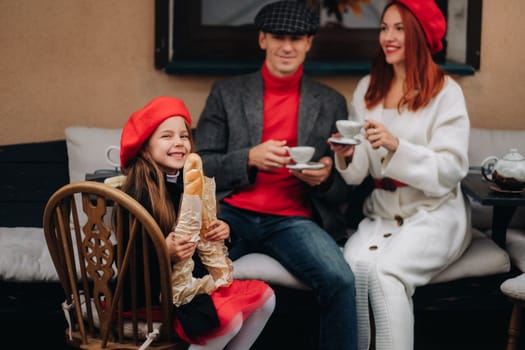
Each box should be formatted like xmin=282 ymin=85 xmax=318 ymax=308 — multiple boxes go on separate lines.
xmin=174 ymin=279 xmax=274 ymax=345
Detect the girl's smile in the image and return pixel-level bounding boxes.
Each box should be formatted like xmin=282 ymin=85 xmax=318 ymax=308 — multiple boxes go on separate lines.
xmin=146 ymin=116 xmax=191 ymax=174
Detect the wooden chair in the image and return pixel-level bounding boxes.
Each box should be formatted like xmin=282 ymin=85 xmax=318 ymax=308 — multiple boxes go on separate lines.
xmin=43 ymin=181 xmax=188 ymax=349
xmin=501 ymin=272 xmax=525 ymax=350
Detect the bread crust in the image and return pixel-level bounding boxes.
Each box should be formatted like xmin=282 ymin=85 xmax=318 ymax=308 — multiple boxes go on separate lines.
xmin=183 ymin=153 xmax=204 ymax=197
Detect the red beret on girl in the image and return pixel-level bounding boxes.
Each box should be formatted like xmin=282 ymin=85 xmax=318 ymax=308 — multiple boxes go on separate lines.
xmin=120 ymin=96 xmax=192 ymax=169
xmin=391 ymin=0 xmax=446 ymax=54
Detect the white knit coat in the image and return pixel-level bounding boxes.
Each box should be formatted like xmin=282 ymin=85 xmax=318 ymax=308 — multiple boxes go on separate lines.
xmin=336 ymin=75 xmax=472 ymax=350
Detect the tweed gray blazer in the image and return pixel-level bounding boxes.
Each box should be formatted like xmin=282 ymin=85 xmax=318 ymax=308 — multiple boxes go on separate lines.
xmin=195 ymin=70 xmax=350 ymax=242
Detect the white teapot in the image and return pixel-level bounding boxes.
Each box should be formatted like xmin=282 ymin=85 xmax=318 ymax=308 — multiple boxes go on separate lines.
xmin=481 ymin=148 xmax=525 ymax=191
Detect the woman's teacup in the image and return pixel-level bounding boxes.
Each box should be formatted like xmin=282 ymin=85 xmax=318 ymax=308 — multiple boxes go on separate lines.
xmin=286 ymin=146 xmax=315 ymax=165
xmin=336 ymin=120 xmax=364 ymax=139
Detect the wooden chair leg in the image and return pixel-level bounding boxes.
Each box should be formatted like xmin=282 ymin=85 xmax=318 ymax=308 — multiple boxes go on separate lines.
xmin=506 ymin=302 xmax=522 ymax=350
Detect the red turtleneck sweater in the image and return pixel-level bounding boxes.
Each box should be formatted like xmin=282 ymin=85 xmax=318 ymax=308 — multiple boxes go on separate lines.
xmin=224 ymin=63 xmax=312 ymax=218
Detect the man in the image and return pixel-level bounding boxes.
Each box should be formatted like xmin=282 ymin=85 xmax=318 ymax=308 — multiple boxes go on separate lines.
xmin=195 ymin=2 xmax=357 ymax=349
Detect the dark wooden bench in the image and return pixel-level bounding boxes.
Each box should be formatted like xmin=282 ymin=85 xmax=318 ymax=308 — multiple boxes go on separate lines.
xmin=0 ymin=140 xmax=70 ymax=347
xmin=0 ymin=140 xmax=69 ymax=227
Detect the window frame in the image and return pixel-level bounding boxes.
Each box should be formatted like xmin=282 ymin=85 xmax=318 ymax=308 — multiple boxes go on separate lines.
xmin=155 ymin=0 xmax=482 ymax=75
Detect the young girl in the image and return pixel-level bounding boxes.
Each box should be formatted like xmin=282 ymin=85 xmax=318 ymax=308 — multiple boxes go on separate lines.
xmin=329 ymin=1 xmax=471 ymax=349
xmin=118 ymin=96 xmax=275 ymax=349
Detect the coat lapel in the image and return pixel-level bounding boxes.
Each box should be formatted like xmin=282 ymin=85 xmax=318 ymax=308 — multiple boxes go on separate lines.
xmin=298 ymin=78 xmax=320 ymax=146
xmin=241 ymin=73 xmax=264 ymax=145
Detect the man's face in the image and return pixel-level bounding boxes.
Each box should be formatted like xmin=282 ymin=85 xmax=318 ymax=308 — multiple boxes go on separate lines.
xmin=259 ymin=32 xmax=313 ymax=78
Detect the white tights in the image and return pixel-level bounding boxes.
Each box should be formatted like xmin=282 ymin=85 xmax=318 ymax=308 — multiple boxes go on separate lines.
xmin=188 ymin=294 xmax=275 ymax=350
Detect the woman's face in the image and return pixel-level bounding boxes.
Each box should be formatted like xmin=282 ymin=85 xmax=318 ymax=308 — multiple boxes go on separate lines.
xmin=146 ymin=116 xmax=191 ymax=175
xmin=380 ymin=5 xmax=405 ymax=67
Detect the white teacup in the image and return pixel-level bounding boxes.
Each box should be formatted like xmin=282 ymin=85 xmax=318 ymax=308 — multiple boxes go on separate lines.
xmin=336 ymin=120 xmax=364 ymax=139
xmin=286 ymin=146 xmax=315 ymax=164
xmin=105 ymin=145 xmax=121 ymax=169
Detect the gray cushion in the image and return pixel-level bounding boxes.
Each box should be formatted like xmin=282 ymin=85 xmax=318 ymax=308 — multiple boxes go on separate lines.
xmin=232 ymin=228 xmax=511 ymax=289
xmin=430 ymin=228 xmax=510 ymax=283
xmin=469 ymin=198 xmax=525 ymax=232
xmin=468 ymin=128 xmax=525 ymax=169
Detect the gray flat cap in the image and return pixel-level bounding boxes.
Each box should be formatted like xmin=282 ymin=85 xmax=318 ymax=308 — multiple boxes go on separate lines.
xmin=254 ymin=1 xmax=320 ymax=35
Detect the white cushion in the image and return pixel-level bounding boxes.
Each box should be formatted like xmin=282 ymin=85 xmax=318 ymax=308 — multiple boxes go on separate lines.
xmin=0 ymin=227 xmax=58 ymax=281
xmin=500 ymin=273 xmax=525 ymax=300
xmin=65 ymin=126 xmax=122 ymax=225
xmin=430 ymin=228 xmax=511 ymax=284
xmin=233 ymin=253 xmax=309 ymax=290
xmin=65 ymin=126 xmax=122 ymax=183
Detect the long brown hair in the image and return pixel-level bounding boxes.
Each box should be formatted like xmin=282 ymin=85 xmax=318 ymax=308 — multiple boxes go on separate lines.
xmin=365 ymin=2 xmax=445 ymax=112
xmin=120 ymin=121 xmax=194 ymax=235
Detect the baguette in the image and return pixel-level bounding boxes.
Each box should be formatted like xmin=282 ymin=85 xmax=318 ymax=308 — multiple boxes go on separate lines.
xmin=183 ymin=153 xmax=204 ymax=197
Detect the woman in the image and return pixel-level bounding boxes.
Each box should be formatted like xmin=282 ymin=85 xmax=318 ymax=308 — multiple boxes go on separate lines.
xmin=329 ymin=1 xmax=471 ymax=349
xmin=118 ymin=96 xmax=275 ymax=350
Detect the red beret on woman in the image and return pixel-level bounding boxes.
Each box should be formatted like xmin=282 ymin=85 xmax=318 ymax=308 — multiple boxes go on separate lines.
xmin=391 ymin=0 xmax=446 ymax=53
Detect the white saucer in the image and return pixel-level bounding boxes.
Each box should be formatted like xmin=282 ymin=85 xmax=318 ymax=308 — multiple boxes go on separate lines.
xmin=328 ymin=137 xmax=361 ymax=145
xmin=286 ymin=162 xmax=325 ymax=170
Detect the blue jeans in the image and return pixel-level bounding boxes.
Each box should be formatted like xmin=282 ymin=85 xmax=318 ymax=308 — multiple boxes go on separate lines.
xmin=220 ymin=203 xmax=358 ymax=350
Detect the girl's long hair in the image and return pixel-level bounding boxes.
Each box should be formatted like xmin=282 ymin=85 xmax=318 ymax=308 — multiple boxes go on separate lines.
xmin=121 ymin=122 xmax=194 ymax=235
xmin=365 ymin=2 xmax=445 ymax=112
